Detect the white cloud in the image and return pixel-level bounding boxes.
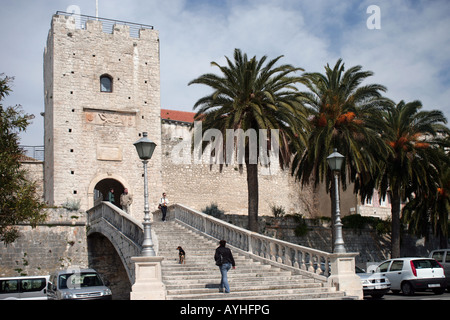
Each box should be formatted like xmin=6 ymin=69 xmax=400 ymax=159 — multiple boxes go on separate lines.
xmin=340 ymin=0 xmax=450 ymax=114
xmin=1 ymin=0 xmax=449 ymax=145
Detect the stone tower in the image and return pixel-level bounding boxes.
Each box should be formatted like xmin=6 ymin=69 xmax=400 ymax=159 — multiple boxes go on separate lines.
xmin=43 ymin=12 xmax=162 ymax=220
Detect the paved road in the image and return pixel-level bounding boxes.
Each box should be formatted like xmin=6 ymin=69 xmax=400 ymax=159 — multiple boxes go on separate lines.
xmin=366 ymin=291 xmax=450 ymax=300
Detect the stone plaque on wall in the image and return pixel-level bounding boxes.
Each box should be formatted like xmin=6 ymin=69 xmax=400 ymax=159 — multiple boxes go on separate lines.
xmin=97 ymin=144 xmax=123 ymax=161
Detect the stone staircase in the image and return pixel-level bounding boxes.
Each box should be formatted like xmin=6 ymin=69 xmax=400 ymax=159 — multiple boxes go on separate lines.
xmin=152 ymin=220 xmax=345 ymax=300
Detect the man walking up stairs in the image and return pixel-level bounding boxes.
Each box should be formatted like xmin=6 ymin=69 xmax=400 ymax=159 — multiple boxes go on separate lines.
xmin=152 ymin=220 xmax=345 ymax=300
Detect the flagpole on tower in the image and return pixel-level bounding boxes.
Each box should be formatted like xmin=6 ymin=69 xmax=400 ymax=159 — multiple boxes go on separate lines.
xmin=96 ymin=0 xmax=99 ymax=18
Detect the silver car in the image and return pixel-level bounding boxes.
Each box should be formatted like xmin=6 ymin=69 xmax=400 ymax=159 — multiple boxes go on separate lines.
xmin=429 ymin=249 xmax=450 ymax=292
xmin=356 ymin=266 xmax=391 ymax=299
xmin=47 ymin=268 xmax=112 ymax=300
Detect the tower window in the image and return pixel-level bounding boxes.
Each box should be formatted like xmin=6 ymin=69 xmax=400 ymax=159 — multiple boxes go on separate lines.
xmin=100 ymin=74 xmax=113 ymax=93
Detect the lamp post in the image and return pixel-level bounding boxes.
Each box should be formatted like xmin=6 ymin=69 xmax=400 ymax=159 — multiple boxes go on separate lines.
xmin=327 ymin=149 xmax=346 ymax=253
xmin=134 ymin=132 xmax=157 ymax=257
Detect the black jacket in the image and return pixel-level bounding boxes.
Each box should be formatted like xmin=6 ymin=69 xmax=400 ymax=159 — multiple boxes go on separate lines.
xmin=215 ymin=246 xmax=235 ymax=266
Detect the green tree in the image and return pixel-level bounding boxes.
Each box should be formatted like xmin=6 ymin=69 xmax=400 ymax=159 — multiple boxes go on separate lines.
xmin=0 ymin=74 xmax=46 ymax=244
xmin=189 ymin=49 xmax=307 ymax=231
xmin=434 ymin=161 xmax=450 ymax=248
xmin=402 ymin=161 xmax=450 ymax=249
xmin=378 ymin=100 xmax=448 ymax=257
xmin=292 ymin=59 xmax=389 ymax=251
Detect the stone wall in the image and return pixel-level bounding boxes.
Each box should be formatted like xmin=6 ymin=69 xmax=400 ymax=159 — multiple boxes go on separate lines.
xmin=20 ymin=160 xmax=44 ymax=201
xmin=161 ymin=121 xmax=318 ymax=217
xmin=0 ymin=206 xmax=132 ymax=299
xmin=0 ymin=208 xmax=88 ymax=277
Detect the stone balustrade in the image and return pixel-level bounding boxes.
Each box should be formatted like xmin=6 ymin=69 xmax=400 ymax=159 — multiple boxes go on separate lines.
xmin=88 ymin=201 xmax=144 ymax=248
xmin=168 ymin=204 xmax=331 ymax=277
xmin=86 ymin=202 xmax=362 ymax=299
xmin=87 ymin=201 xmax=145 ymax=283
xmin=169 ymin=204 xmax=363 ymax=299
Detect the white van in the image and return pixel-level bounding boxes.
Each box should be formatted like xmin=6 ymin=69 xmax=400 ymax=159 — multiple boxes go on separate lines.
xmin=0 ymin=275 xmax=50 ymax=300
xmin=430 ymin=249 xmax=450 ymax=291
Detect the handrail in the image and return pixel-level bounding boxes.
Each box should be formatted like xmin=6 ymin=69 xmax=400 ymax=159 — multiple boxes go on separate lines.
xmin=87 ymin=201 xmax=144 ymax=248
xmin=168 ymin=204 xmax=331 ymax=277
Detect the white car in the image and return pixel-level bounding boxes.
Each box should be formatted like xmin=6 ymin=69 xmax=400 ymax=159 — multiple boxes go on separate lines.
xmin=375 ymin=258 xmax=446 ymax=295
xmin=356 ymin=266 xmax=391 ymax=299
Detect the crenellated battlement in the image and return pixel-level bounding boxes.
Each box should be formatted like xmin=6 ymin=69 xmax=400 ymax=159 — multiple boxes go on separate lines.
xmin=52 ymin=11 xmax=154 ymax=38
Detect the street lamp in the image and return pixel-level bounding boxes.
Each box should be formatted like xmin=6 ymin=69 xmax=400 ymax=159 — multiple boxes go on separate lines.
xmin=134 ymin=132 xmax=157 ymax=257
xmin=327 ymin=149 xmax=346 ymax=253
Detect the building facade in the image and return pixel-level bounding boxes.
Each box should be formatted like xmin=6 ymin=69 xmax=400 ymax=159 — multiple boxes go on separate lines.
xmin=41 ymin=12 xmax=391 ymax=221
xmin=43 ymin=13 xmax=162 ymax=221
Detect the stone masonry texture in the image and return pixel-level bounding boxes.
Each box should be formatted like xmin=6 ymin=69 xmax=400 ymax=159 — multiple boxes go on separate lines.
xmin=43 ymin=14 xmax=162 ymax=223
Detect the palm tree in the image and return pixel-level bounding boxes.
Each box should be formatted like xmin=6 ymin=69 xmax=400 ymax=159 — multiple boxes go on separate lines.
xmin=188 ymin=49 xmax=307 ymax=232
xmin=378 ymin=100 xmax=448 ymax=257
xmin=402 ymin=159 xmax=450 ymax=249
xmin=292 ymin=59 xmax=389 ymax=251
xmin=434 ymin=162 xmax=450 ymax=248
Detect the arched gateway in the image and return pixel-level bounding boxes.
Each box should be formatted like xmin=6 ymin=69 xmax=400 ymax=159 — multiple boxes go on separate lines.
xmin=88 ymin=173 xmax=129 ymax=210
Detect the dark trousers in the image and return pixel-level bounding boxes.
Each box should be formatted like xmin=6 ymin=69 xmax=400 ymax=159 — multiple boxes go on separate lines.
xmin=161 ymin=205 xmax=167 ymax=221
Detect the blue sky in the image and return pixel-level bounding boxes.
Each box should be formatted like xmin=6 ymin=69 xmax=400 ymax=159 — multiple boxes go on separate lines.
xmin=1 ymin=0 xmax=449 ymax=145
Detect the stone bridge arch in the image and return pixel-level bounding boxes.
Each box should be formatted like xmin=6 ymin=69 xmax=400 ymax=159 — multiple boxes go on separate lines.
xmin=87 ymin=232 xmax=131 ymax=300
xmin=87 ymin=201 xmax=144 ymax=299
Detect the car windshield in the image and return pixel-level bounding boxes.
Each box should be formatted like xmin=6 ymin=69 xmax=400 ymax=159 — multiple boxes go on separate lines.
xmin=355 ymin=266 xmax=365 ymax=273
xmin=412 ymin=259 xmax=440 ymax=269
xmin=58 ymin=272 xmax=104 ymax=289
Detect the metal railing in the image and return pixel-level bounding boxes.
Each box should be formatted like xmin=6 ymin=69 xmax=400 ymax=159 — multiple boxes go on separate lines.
xmin=21 ymin=145 xmax=44 ymax=161
xmin=56 ymin=11 xmax=154 ymax=38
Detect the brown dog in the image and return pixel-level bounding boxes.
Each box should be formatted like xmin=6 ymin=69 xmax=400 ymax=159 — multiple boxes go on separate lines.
xmin=177 ymin=246 xmax=186 ymax=264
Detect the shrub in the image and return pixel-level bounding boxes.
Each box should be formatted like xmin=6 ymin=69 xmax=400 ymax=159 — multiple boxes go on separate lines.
xmin=270 ymin=204 xmax=286 ymax=218
xmin=202 ymin=203 xmax=225 ymax=218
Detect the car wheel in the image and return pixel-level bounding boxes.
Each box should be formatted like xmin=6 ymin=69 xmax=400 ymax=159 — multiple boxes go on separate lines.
xmin=401 ymin=282 xmax=414 ymax=296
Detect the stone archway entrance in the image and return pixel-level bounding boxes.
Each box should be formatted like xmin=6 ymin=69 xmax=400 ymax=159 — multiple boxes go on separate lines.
xmin=94 ymin=178 xmax=125 ymax=208
xmin=88 ymin=174 xmax=130 ymax=210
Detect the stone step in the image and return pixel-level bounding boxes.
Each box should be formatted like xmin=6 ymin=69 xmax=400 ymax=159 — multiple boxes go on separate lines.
xmin=167 ymin=274 xmax=313 ymax=283
xmin=161 ymin=263 xmax=274 ymax=272
xmin=162 ymin=276 xmax=312 ymax=286
xmin=152 ymin=220 xmax=343 ymax=300
xmin=166 ymin=281 xmax=324 ymax=295
xmin=166 ymin=287 xmax=340 ymax=300
xmin=163 ymin=277 xmax=316 ymax=290
xmin=162 ymin=270 xmax=293 ymax=281
xmin=162 ymin=266 xmax=277 ymax=275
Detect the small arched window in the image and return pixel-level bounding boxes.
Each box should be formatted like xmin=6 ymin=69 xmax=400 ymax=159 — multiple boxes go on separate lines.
xmin=100 ymin=74 xmax=113 ymax=93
